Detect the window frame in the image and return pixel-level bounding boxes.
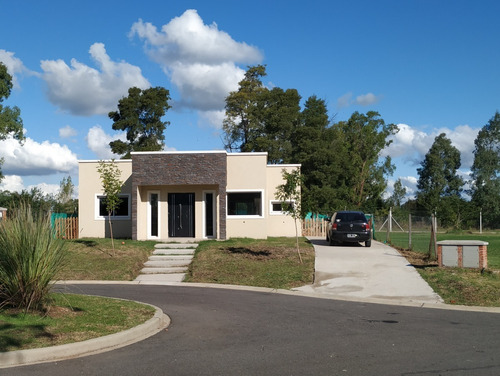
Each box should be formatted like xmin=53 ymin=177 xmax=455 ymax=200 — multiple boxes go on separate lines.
xmin=226 ymin=189 xmax=264 ymax=218
xmin=95 ymin=193 xmax=131 ymax=220
xmin=269 ymin=200 xmax=295 ymax=215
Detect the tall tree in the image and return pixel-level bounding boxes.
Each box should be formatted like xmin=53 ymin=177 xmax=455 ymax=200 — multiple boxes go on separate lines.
xmin=328 ymin=111 xmax=397 ymax=211
xmin=109 ymin=86 xmax=171 ymax=159
xmin=0 ymin=62 xmax=24 ymax=182
xmin=97 ymin=160 xmax=123 ymax=250
xmin=54 ymin=176 xmax=77 ymax=214
xmin=388 ymin=178 xmax=407 ymax=208
xmin=470 ymin=111 xmax=500 ymax=227
xmin=416 ymin=133 xmax=464 ymax=227
xmin=291 ymin=95 xmax=334 ymax=214
xmin=223 ymin=65 xmax=267 ymax=153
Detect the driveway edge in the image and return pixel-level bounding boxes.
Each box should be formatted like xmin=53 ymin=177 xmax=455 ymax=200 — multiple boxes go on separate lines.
xmin=0 ymin=302 xmax=170 ymax=369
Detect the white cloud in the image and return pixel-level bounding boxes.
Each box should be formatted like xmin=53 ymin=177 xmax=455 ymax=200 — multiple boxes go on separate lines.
xmin=384 ymin=123 xmax=479 ymax=170
xmin=130 ymin=10 xmax=263 ymax=123
xmin=59 ymin=125 xmax=77 ymax=138
xmin=0 ymin=136 xmax=78 ymax=175
xmin=199 ymin=109 xmax=225 ymax=129
xmin=40 ymin=43 xmax=151 ymax=116
xmin=86 ymin=125 xmax=127 ymax=159
xmin=337 ymin=92 xmax=352 ymax=109
xmin=0 ymin=175 xmax=60 ymax=196
xmin=0 ymin=50 xmax=34 ymax=89
xmin=0 ymin=175 xmax=24 ymax=192
xmin=355 ymin=93 xmax=381 ymax=106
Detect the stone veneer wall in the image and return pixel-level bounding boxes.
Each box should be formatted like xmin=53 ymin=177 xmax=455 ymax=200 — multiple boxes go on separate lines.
xmin=131 ymin=152 xmax=227 ymax=240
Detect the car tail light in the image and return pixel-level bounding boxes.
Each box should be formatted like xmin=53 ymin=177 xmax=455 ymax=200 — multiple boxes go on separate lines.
xmin=362 ymin=223 xmax=370 ymax=230
xmin=332 ymin=223 xmax=338 ymax=230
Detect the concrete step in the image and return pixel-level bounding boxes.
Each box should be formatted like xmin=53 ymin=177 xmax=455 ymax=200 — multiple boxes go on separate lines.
xmin=135 ymin=273 xmax=186 ymax=283
xmin=155 ymin=243 xmax=198 ymax=249
xmin=140 ymin=266 xmax=188 ymax=274
xmin=144 ymin=260 xmax=191 ymax=268
xmin=149 ymin=255 xmax=193 ymax=261
xmin=153 ymin=249 xmax=195 ymax=256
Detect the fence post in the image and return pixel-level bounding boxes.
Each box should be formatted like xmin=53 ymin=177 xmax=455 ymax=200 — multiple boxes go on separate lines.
xmin=408 ymin=214 xmax=412 ymax=250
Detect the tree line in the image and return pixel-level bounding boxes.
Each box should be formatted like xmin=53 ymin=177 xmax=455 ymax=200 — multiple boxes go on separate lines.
xmin=2 ymin=60 xmax=500 ymax=229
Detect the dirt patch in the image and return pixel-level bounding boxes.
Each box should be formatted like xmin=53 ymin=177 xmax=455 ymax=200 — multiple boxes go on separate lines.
xmin=394 ymin=248 xmax=438 ymax=267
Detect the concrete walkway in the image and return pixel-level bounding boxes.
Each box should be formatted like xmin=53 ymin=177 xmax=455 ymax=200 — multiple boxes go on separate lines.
xmin=294 ymin=237 xmax=443 ymax=305
xmin=134 ymin=243 xmax=198 ymax=283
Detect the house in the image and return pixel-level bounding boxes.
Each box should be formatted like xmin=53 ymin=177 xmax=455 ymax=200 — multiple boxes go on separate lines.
xmin=78 ymin=151 xmax=301 ymax=241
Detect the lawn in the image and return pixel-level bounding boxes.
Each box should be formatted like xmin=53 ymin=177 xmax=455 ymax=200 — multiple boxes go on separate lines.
xmin=56 ymin=238 xmax=157 ymax=280
xmin=0 ymin=293 xmax=155 ymax=351
xmin=184 ymin=237 xmax=315 ymax=289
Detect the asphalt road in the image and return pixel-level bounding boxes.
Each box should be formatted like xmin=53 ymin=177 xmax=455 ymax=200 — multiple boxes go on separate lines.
xmin=7 ymin=284 xmax=500 ymax=376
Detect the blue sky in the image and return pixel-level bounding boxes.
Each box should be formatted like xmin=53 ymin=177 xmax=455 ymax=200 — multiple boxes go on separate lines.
xmin=1 ymin=1 xmax=499 ymax=200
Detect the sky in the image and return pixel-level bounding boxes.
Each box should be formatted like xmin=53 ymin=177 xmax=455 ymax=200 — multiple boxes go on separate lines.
xmin=1 ymin=0 xmax=499 ymax=201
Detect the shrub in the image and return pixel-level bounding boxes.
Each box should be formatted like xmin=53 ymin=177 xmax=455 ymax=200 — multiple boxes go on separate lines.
xmin=0 ymin=204 xmax=67 ymax=311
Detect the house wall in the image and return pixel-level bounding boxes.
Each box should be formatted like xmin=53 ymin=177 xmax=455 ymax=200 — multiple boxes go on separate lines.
xmin=78 ymin=152 xmax=301 ymax=240
xmin=78 ymin=160 xmax=133 ymax=238
xmin=131 ymin=151 xmax=227 ymax=240
xmin=266 ymin=165 xmax=302 ymax=237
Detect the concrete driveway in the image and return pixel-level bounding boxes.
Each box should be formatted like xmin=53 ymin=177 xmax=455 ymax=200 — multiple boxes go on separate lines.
xmin=295 ymin=237 xmax=443 ymax=305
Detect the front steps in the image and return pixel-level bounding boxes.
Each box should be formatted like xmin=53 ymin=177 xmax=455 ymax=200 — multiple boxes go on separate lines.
xmin=134 ymin=243 xmax=198 ymax=283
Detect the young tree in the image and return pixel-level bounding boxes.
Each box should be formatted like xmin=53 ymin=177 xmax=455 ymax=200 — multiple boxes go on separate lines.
xmin=416 ymin=133 xmax=464 ymax=227
xmin=97 ymin=160 xmax=123 ymax=250
xmin=109 ymin=86 xmax=171 ymax=159
xmin=275 ymin=169 xmax=303 ymax=263
xmin=0 ymin=62 xmax=24 ymax=182
xmin=470 ymin=112 xmax=500 ymax=228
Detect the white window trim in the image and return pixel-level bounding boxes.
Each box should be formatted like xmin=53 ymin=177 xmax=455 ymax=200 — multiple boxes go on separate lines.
xmin=95 ymin=193 xmax=131 ymax=220
xmin=203 ymin=190 xmax=217 ymax=238
xmin=227 ymin=189 xmax=265 ymax=219
xmin=147 ymin=191 xmax=161 ymax=239
xmin=269 ymin=200 xmax=295 ymax=215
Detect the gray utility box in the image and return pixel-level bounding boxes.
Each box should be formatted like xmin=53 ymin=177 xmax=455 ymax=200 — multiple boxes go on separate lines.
xmin=437 ymin=240 xmax=488 ymax=269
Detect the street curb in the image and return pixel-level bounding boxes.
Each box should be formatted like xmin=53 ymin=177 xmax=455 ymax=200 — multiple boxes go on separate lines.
xmin=57 ymin=280 xmax=500 ymax=313
xmin=0 ymin=302 xmax=170 ymax=369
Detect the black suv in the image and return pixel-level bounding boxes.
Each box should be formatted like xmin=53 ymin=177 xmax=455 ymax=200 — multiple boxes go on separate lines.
xmin=326 ymin=211 xmax=372 ymax=247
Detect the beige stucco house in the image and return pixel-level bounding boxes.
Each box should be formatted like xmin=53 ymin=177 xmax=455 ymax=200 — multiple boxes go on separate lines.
xmin=78 ymin=151 xmax=301 ymax=241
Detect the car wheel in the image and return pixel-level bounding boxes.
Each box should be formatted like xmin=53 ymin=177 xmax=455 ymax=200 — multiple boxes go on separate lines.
xmin=329 ymin=235 xmax=335 ymax=246
xmin=365 ymin=239 xmax=371 ymax=247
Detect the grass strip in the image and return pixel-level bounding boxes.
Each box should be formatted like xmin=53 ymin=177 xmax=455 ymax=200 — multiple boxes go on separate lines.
xmin=0 ymin=293 xmax=155 ymax=351
xmin=184 ymin=237 xmax=315 ymax=290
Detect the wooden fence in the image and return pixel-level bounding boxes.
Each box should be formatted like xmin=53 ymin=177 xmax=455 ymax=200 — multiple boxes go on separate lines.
xmin=53 ymin=217 xmax=78 ymax=239
xmin=302 ymin=218 xmax=327 ymax=237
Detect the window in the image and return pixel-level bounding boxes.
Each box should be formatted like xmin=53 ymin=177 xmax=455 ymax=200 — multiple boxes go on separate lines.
xmin=270 ymin=200 xmax=295 ymax=215
xmin=96 ymin=194 xmax=130 ymax=219
xmin=227 ymin=191 xmax=262 ymax=216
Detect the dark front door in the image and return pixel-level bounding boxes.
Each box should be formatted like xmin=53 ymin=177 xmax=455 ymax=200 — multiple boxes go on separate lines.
xmin=168 ymin=193 xmax=195 ymax=237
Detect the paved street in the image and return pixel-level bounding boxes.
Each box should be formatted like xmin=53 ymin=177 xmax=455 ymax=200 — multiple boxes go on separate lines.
xmin=8 ymin=284 xmax=500 ymax=375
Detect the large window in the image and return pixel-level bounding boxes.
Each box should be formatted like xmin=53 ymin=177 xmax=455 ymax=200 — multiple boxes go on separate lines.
xmin=96 ymin=194 xmax=130 ymax=219
xmin=227 ymin=191 xmax=262 ymax=217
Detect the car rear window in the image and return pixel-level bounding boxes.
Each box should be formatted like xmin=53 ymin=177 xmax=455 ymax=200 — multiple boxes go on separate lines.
xmin=336 ymin=212 xmax=367 ymax=222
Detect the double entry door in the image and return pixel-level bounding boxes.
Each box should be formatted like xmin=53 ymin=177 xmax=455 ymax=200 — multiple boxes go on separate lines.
xmin=167 ymin=193 xmax=195 ymax=238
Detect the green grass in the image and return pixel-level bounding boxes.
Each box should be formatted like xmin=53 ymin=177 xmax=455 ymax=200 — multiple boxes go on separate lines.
xmin=384 ymin=231 xmax=500 ymax=268
xmin=57 ymin=238 xmax=157 ymax=280
xmin=184 ymin=237 xmax=315 ymax=289
xmin=0 ymin=293 xmax=155 ymax=351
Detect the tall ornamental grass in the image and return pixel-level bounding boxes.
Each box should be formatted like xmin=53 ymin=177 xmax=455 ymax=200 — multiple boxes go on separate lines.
xmin=0 ymin=204 xmax=67 ymax=311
